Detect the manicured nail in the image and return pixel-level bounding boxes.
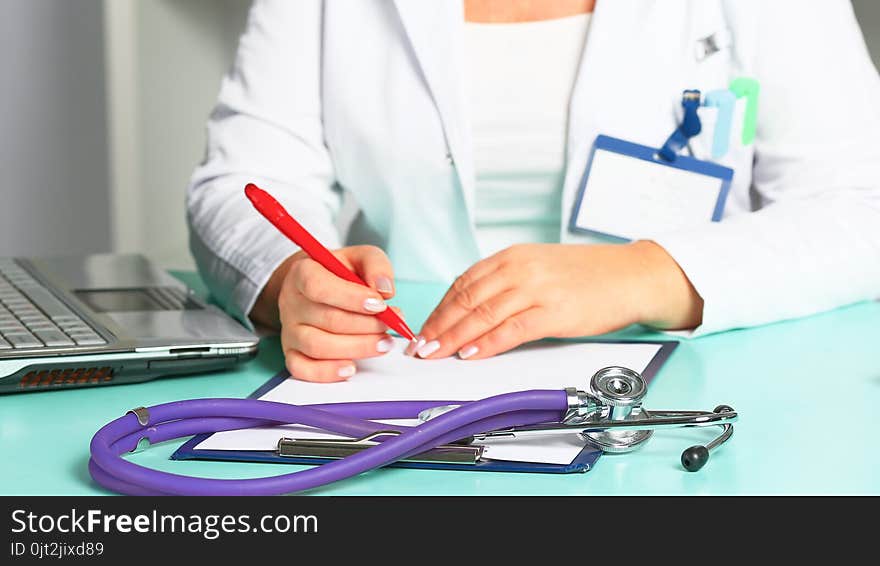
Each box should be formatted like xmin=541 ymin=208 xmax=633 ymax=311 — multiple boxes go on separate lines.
xmin=363 ymin=298 xmax=387 ymax=313
xmin=337 ymin=364 xmax=356 ymax=378
xmin=417 ymin=340 xmax=440 ymax=358
xmin=376 ymin=336 xmax=395 ymax=353
xmin=458 ymin=345 xmax=479 ymax=359
xmin=405 ymin=336 xmax=425 ymax=356
xmin=375 ymin=276 xmax=394 ymax=294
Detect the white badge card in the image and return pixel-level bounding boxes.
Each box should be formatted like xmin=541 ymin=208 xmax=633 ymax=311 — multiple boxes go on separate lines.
xmin=569 ymin=135 xmax=733 ymax=241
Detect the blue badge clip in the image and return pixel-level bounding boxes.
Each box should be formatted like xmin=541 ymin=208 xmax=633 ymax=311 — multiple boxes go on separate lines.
xmin=702 ymin=89 xmax=736 ymax=159
xmin=657 ymin=90 xmax=702 ymax=162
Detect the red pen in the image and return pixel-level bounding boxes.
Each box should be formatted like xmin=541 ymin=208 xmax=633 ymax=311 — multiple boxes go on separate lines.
xmin=244 ymin=183 xmax=417 ymax=344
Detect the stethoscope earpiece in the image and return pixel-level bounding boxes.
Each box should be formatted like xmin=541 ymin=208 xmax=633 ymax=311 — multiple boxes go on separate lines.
xmin=681 ymin=445 xmax=710 ymax=472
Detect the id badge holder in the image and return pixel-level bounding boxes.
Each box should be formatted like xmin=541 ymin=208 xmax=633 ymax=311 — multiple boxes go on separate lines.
xmin=569 ymin=91 xmax=735 ymax=242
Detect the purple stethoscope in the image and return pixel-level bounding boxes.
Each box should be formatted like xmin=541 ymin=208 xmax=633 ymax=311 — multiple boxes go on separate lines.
xmin=89 ymin=367 xmax=738 ymax=496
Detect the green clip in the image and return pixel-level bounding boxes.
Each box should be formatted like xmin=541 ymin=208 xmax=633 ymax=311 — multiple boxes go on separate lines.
xmin=728 ymin=77 xmax=760 ymax=145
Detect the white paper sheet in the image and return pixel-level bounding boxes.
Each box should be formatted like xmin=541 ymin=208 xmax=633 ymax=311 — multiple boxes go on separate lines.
xmin=195 ymin=338 xmax=665 ymax=465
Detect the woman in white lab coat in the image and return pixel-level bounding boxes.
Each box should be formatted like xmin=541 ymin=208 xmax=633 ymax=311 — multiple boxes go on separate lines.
xmin=187 ymin=0 xmax=880 ymax=382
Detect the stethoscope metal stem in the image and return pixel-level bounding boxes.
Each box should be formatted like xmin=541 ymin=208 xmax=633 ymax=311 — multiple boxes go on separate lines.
xmin=474 ymin=409 xmax=738 ymax=439
xmin=706 ymin=423 xmax=733 ymax=451
xmin=703 ymin=405 xmax=735 ymax=452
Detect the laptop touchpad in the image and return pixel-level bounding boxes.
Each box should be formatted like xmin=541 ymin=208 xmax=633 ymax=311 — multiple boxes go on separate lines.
xmin=103 ymin=309 xmax=252 ymax=344
xmin=74 ymin=288 xmax=202 ymax=313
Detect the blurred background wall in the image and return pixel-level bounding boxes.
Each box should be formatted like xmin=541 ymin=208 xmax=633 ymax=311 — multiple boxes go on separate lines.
xmin=0 ymin=0 xmax=110 ymax=258
xmin=104 ymin=0 xmax=250 ymax=269
xmin=1 ymin=0 xmax=879 ymax=270
xmin=0 ymin=0 xmax=249 ymax=269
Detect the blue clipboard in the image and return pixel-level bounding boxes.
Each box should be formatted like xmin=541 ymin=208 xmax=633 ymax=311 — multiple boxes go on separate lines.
xmin=173 ymin=339 xmax=678 ymax=474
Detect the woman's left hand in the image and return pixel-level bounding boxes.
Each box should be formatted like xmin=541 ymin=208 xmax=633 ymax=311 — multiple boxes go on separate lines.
xmin=409 ymin=241 xmax=704 ymax=360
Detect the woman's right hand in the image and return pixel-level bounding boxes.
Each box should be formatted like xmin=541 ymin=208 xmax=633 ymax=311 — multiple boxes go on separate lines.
xmin=251 ymin=245 xmax=399 ymax=382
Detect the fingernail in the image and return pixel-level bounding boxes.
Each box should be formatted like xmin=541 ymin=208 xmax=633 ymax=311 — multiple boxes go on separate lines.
xmin=405 ymin=336 xmax=425 ymax=356
xmin=375 ymin=276 xmax=394 ymax=294
xmin=417 ymin=340 xmax=440 ymax=358
xmin=376 ymin=336 xmax=395 ymax=353
xmin=363 ymin=298 xmax=387 ymax=313
xmin=458 ymin=345 xmax=479 ymax=359
xmin=337 ymin=364 xmax=356 ymax=378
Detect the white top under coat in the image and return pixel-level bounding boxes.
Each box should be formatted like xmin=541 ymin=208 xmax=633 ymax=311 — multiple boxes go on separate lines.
xmin=464 ymin=14 xmax=591 ymax=258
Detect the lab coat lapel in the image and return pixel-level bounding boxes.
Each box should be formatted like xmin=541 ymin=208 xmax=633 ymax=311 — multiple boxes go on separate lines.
xmin=562 ymin=1 xmax=681 ymax=243
xmin=567 ymin=0 xmax=685 ymax=145
xmin=393 ymin=0 xmax=476 ymax=222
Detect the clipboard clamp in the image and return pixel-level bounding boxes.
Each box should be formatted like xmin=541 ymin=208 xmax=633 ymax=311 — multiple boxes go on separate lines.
xmin=127 ymin=406 xmax=150 ymax=426
xmin=277 ymin=430 xmax=484 ymax=465
xmin=125 ymin=407 xmax=152 ymax=453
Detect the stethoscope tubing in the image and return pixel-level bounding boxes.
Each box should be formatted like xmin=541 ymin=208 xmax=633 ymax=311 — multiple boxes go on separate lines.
xmin=89 ymin=391 xmax=568 ymax=496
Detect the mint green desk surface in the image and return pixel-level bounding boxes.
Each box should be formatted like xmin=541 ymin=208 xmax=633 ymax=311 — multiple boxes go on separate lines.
xmin=2 ymin=272 xmax=879 ymax=495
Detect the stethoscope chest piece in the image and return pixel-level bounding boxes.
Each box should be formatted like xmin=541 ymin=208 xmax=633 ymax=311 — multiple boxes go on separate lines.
xmin=561 ymin=366 xmax=737 ymax=470
xmin=581 ymin=409 xmax=654 ymax=453
xmin=580 ymin=366 xmax=653 ymax=454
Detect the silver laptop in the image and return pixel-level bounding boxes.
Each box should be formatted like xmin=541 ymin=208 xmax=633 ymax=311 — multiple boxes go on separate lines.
xmin=0 ymin=253 xmax=258 ymax=393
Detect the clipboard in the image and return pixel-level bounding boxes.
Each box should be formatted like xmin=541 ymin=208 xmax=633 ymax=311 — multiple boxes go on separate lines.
xmin=173 ymin=339 xmax=677 ymax=474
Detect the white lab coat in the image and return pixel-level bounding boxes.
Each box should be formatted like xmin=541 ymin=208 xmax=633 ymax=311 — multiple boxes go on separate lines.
xmin=187 ymin=0 xmax=880 ymax=335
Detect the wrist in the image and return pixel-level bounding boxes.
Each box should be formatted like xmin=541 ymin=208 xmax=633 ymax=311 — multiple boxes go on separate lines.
xmin=250 ymin=253 xmax=299 ymax=329
xmin=626 ymin=240 xmax=703 ymax=329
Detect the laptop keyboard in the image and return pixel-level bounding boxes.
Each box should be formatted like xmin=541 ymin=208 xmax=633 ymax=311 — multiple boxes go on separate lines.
xmin=0 ymin=259 xmax=107 ymax=350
